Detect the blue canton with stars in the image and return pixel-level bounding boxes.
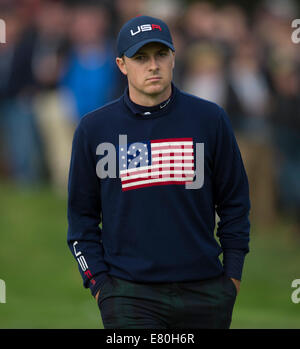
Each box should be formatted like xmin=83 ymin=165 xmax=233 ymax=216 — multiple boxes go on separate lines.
xmin=118 ymin=141 xmax=152 ymax=172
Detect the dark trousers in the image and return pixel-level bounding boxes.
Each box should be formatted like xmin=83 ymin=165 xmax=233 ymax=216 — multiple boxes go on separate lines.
xmin=97 ymin=273 xmax=237 ymax=329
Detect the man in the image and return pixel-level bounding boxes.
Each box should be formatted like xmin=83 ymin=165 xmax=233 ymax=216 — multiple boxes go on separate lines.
xmin=67 ymin=15 xmax=250 ymax=329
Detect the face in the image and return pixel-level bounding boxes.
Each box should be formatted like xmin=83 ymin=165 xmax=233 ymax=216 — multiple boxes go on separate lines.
xmin=116 ymin=42 xmax=175 ymax=101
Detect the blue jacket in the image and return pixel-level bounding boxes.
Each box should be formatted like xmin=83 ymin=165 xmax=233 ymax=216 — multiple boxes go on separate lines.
xmin=67 ymin=82 xmax=250 ymax=296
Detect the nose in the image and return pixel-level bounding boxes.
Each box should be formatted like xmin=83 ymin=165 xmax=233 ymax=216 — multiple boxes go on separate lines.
xmin=148 ymin=56 xmax=159 ymax=71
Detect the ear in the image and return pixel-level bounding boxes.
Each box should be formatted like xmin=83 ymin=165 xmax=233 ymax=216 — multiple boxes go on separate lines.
xmin=171 ymin=51 xmax=175 ymax=69
xmin=116 ymin=57 xmax=127 ymax=76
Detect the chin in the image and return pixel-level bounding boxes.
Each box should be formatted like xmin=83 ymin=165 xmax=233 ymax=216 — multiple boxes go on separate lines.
xmin=145 ymin=82 xmax=166 ymax=95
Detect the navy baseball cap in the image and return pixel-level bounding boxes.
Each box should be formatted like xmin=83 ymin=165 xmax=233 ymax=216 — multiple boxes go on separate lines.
xmin=116 ymin=15 xmax=175 ymax=58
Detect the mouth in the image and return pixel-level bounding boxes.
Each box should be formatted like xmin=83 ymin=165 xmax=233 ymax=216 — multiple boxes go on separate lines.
xmin=147 ymin=77 xmax=162 ymax=81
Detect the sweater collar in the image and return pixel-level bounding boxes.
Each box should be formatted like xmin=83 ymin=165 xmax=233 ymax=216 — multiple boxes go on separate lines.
xmin=123 ymin=82 xmax=177 ymax=119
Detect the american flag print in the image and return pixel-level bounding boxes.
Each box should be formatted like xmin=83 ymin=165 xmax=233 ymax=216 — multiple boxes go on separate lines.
xmin=119 ymin=138 xmax=195 ymax=191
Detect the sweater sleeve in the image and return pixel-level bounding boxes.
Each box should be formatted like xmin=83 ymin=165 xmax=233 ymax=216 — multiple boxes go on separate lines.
xmin=213 ymin=107 xmax=251 ymax=280
xmin=67 ymin=119 xmax=109 ymax=296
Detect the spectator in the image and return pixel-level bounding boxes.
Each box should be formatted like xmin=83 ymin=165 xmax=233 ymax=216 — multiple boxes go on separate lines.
xmin=227 ymin=36 xmax=271 ymax=135
xmin=182 ymin=42 xmax=227 ymax=107
xmin=269 ymin=60 xmax=300 ymax=233
xmin=31 ymin=0 xmax=73 ymax=195
xmin=0 ymin=5 xmax=44 ymax=185
xmin=59 ymin=3 xmax=119 ymax=121
xmin=226 ymin=35 xmax=277 ymax=226
xmin=180 ymin=1 xmax=217 ymax=44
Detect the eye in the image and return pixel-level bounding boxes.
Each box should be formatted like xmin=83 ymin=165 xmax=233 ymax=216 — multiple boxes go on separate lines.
xmin=158 ymin=51 xmax=168 ymax=57
xmin=134 ymin=55 xmax=146 ymax=61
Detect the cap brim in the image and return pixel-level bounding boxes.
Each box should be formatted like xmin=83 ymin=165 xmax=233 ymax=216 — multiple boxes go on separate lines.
xmin=124 ymin=39 xmax=175 ymax=58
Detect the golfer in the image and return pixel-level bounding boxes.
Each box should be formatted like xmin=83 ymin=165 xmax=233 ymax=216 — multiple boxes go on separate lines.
xmin=67 ymin=15 xmax=251 ymax=329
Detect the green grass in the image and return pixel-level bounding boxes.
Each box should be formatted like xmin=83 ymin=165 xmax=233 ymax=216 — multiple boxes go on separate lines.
xmin=0 ymin=180 xmax=299 ymax=328
xmin=0 ymin=181 xmax=101 ymax=328
xmin=231 ymin=222 xmax=300 ymax=328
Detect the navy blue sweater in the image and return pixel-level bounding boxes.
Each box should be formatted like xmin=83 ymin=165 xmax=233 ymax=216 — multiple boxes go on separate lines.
xmin=67 ymin=83 xmax=250 ymax=297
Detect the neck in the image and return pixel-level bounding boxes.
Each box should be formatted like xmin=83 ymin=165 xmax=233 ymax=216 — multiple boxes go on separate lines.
xmin=128 ymin=83 xmax=172 ymax=107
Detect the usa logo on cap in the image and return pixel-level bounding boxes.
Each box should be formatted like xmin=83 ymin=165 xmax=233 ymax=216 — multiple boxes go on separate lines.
xmin=130 ymin=24 xmax=162 ymax=36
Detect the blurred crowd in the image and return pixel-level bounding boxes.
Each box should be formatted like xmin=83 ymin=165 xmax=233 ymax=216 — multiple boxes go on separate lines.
xmin=0 ymin=0 xmax=299 ymax=230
